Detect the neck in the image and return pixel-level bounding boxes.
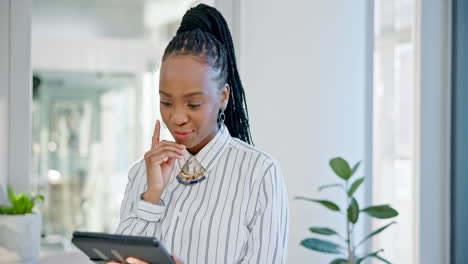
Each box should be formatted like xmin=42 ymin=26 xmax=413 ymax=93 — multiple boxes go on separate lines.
xmin=187 ymin=125 xmax=219 ymax=155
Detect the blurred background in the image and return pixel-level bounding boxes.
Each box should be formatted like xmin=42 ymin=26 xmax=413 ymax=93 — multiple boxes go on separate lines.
xmin=28 ymin=0 xmax=190 ymax=248
xmin=1 ymin=0 xmax=463 ymax=263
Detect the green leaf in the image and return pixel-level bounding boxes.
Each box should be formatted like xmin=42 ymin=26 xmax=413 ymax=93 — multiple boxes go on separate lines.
xmin=375 ymin=255 xmax=392 ymax=264
xmin=318 ymin=183 xmax=344 ymax=192
xmin=362 ymin=205 xmax=399 ymax=219
xmin=294 ymin=196 xmax=341 ymax=211
xmin=15 ymin=194 xmax=29 ymax=214
xmin=357 ymin=221 xmax=396 ymax=246
xmin=347 ymin=197 xmax=360 ymax=224
xmin=309 ymin=227 xmax=339 ymax=236
xmin=300 ymin=238 xmax=342 ymax=254
xmin=330 ymin=258 xmax=348 ymax=264
xmin=330 ymin=157 xmax=352 ymax=180
xmin=26 ymin=203 xmax=33 ymax=214
xmin=351 ymin=161 xmax=361 ymax=176
xmin=348 ymin=177 xmax=365 ymax=197
xmin=0 ymin=186 xmax=44 ymax=215
xmin=36 ymin=195 xmax=45 ymax=201
xmin=356 ymin=249 xmax=384 ymax=264
xmin=7 ymin=185 xmax=16 ymax=203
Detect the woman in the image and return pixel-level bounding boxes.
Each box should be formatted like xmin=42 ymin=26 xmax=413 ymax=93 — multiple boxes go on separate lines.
xmin=110 ymin=4 xmax=289 ymax=264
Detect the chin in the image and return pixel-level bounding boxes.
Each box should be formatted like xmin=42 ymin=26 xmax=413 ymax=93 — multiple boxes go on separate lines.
xmin=175 ymin=138 xmax=192 ymax=147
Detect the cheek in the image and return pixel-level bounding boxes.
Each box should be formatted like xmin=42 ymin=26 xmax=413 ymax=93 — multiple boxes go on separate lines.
xmin=204 ymin=105 xmax=221 ymax=122
xmin=160 ymin=108 xmax=170 ymax=122
xmin=190 ymin=109 xmax=218 ymax=137
xmin=194 ymin=108 xmax=216 ymax=127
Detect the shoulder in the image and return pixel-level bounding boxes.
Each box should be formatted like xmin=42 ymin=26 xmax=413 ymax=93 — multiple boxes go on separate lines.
xmin=127 ymin=157 xmax=146 ymax=181
xmin=229 ymin=139 xmax=288 ymax=211
xmin=229 ymin=137 xmax=282 ymax=179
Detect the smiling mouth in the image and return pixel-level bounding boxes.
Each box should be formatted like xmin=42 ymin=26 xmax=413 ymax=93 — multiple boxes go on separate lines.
xmin=173 ymin=131 xmax=193 ymax=141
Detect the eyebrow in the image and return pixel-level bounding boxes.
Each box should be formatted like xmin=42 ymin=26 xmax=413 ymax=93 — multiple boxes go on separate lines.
xmin=159 ymin=90 xmax=206 ymax=98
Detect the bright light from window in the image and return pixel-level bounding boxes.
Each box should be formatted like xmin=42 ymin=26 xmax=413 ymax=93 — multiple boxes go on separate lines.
xmin=372 ymin=0 xmax=415 ymax=263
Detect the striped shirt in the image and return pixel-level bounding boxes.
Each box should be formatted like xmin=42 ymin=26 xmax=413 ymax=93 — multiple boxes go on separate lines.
xmin=115 ymin=123 xmax=289 ymax=263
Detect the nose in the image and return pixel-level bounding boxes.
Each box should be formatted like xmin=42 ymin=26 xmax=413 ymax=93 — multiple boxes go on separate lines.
xmin=170 ymin=105 xmax=189 ymax=126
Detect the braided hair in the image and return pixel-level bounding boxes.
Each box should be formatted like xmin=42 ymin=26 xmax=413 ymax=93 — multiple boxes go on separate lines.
xmin=162 ymin=3 xmax=254 ymax=146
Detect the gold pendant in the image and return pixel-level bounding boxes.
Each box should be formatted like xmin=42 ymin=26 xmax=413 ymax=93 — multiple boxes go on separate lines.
xmin=177 ymin=167 xmax=206 ymax=185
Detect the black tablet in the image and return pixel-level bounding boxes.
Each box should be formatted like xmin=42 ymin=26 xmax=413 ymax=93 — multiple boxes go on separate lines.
xmin=72 ymin=231 xmax=174 ymax=264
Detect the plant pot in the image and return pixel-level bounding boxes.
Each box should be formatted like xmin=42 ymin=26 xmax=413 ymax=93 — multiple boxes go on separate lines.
xmin=0 ymin=213 xmax=42 ymax=264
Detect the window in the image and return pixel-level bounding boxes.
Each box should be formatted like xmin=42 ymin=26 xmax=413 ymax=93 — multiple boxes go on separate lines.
xmin=373 ymin=0 xmax=415 ymax=262
xmin=32 ymin=71 xmax=139 ymax=249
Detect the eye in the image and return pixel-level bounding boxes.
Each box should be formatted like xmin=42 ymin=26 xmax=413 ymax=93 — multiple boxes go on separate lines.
xmin=160 ymin=101 xmax=172 ymax=106
xmin=188 ymin=104 xmax=201 ymax=109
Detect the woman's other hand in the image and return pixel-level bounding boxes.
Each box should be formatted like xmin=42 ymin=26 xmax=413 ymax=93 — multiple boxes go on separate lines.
xmin=107 ymin=253 xmax=185 ymax=264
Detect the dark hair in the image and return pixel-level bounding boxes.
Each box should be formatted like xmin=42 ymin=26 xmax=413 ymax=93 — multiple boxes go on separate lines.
xmin=162 ymin=3 xmax=254 ymax=146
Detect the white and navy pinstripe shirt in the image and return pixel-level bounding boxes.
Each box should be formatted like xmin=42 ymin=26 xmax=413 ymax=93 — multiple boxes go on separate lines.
xmin=115 ymin=123 xmax=289 ymax=263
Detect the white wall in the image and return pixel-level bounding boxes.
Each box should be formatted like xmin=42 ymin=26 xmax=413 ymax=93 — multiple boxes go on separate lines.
xmin=0 ymin=0 xmax=32 ymax=196
xmin=0 ymin=0 xmax=10 ymax=194
xmin=238 ymin=0 xmax=369 ymax=262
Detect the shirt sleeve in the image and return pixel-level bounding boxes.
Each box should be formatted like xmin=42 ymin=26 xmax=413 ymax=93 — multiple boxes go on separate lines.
xmin=115 ymin=159 xmax=167 ymax=236
xmin=239 ymin=160 xmax=289 ymax=263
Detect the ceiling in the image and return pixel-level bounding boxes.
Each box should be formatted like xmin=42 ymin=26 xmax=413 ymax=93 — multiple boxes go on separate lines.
xmin=32 ymin=0 xmax=212 ymax=39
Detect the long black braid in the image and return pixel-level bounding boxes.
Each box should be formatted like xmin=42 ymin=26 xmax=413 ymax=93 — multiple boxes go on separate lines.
xmin=162 ymin=3 xmax=254 ymax=146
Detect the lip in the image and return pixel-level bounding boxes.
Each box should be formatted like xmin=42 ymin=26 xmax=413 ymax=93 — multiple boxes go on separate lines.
xmin=173 ymin=130 xmax=193 ymax=140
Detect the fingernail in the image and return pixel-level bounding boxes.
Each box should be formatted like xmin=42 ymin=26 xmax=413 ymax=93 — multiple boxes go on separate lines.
xmin=126 ymin=257 xmax=136 ymax=264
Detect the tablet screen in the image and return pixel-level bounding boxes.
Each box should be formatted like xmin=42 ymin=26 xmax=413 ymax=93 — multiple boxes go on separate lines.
xmin=72 ymin=231 xmax=174 ymax=264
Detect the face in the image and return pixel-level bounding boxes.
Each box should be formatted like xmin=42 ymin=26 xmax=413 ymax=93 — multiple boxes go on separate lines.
xmin=159 ymin=55 xmax=230 ymax=154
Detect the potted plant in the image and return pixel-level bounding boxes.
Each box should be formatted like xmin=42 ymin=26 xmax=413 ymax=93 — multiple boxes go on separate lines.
xmin=0 ymin=185 xmax=44 ymax=264
xmin=295 ymin=157 xmax=398 ymax=264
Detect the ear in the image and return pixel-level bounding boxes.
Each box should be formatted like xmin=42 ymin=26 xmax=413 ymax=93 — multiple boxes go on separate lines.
xmin=220 ymin=83 xmax=230 ymax=110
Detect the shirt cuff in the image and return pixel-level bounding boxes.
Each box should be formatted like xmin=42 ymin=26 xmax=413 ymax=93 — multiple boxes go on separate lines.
xmin=137 ymin=195 xmax=166 ymax=222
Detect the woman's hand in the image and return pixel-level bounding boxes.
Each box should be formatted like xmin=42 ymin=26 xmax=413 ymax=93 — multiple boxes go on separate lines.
xmin=143 ymin=119 xmax=186 ymax=204
xmin=107 ymin=254 xmax=185 ymax=264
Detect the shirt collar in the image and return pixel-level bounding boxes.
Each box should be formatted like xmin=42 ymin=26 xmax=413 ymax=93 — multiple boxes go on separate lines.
xmin=177 ymin=123 xmax=231 ymax=172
